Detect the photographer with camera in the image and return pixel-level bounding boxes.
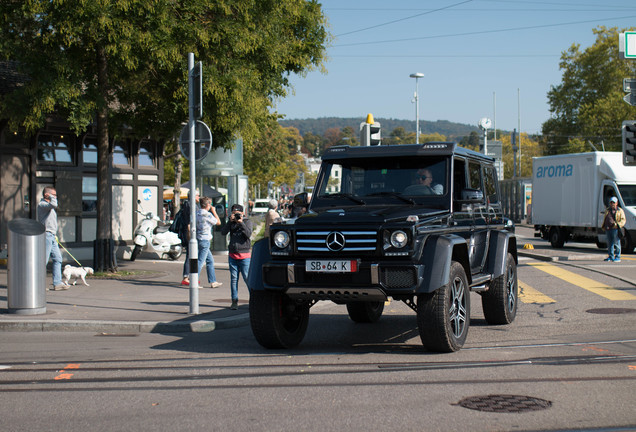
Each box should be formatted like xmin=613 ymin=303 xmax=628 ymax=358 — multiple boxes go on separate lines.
xmin=221 ymin=204 xmax=253 ymax=310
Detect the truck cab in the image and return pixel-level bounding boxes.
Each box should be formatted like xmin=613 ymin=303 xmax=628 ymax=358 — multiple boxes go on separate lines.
xmin=248 ymin=142 xmax=518 ymax=352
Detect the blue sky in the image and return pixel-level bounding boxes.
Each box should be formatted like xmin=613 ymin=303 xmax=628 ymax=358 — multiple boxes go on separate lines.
xmin=274 ymin=0 xmax=636 ymax=135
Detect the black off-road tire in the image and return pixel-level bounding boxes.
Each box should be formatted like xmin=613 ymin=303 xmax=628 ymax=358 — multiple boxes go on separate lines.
xmin=346 ymin=301 xmax=384 ymax=323
xmin=249 ymin=290 xmax=310 ymax=349
xmin=417 ymin=261 xmax=470 ymax=352
xmin=130 ymin=245 xmax=142 ymax=262
xmin=481 ymin=252 xmax=518 ymax=325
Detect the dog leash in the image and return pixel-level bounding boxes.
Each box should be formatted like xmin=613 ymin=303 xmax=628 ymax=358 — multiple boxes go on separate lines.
xmin=56 ymin=236 xmax=83 ymax=267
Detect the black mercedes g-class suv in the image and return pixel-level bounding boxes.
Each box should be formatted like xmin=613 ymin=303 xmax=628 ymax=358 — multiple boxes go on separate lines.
xmin=248 ymin=142 xmax=517 ymax=352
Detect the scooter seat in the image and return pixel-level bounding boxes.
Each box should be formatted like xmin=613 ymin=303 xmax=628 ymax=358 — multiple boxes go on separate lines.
xmin=154 ymin=225 xmax=169 ymax=234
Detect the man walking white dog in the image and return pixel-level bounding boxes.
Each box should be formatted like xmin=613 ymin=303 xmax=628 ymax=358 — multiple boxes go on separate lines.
xmin=37 ymin=186 xmax=67 ymax=290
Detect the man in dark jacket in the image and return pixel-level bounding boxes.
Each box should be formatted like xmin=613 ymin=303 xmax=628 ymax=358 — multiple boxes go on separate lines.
xmin=221 ymin=204 xmax=252 ymax=309
xmin=178 ymin=189 xmax=199 ymax=286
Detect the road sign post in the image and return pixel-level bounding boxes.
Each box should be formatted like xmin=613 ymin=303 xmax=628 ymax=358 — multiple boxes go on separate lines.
xmin=187 ymin=53 xmax=203 ymax=314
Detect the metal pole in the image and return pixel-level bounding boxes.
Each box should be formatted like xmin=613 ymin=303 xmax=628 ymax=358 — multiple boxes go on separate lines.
xmin=410 ymin=73 xmax=424 ymax=144
xmin=493 ymin=92 xmax=497 ymax=140
xmin=512 ymin=129 xmax=517 ymax=178
xmin=415 ymin=79 xmax=420 ymax=144
xmin=484 ymin=128 xmax=488 ymax=156
xmin=188 ymin=52 xmax=199 ymax=315
xmin=517 ymin=88 xmax=521 ymax=176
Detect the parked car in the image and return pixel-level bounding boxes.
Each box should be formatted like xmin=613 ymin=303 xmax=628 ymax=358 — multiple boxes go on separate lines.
xmin=251 ymin=199 xmax=270 ymax=214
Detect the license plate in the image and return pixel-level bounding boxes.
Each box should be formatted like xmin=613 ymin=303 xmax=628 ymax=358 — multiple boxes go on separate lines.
xmin=305 ymin=260 xmax=357 ymax=273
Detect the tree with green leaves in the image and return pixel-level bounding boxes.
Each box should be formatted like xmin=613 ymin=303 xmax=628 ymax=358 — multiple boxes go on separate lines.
xmin=244 ymin=119 xmax=307 ymax=198
xmin=301 ymin=131 xmax=324 ymax=156
xmin=0 ymin=0 xmax=328 ymax=271
xmin=542 ymin=26 xmax=636 ymax=155
xmin=459 ymin=131 xmax=481 ymax=151
xmin=496 ymin=133 xmax=542 ymax=179
xmin=385 ymin=126 xmax=407 ymax=145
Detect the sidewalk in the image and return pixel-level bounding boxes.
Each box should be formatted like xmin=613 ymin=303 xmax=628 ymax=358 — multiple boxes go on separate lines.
xmin=0 ymin=252 xmax=250 ymax=333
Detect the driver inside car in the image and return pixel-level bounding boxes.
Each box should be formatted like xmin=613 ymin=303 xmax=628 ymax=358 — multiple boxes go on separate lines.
xmin=403 ymin=168 xmax=443 ymax=195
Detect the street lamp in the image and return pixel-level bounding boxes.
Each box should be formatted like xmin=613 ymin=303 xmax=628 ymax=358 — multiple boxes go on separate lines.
xmin=410 ymin=72 xmax=424 ymax=144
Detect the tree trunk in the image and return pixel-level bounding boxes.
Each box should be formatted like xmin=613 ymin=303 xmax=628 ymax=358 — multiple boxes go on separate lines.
xmin=93 ymin=45 xmax=117 ymax=272
xmin=174 ymin=155 xmax=183 ymax=213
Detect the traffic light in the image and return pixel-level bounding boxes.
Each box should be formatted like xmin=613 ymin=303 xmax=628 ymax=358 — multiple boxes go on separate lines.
xmin=622 ymin=120 xmax=636 ymax=166
xmin=359 ymin=113 xmax=381 ymax=146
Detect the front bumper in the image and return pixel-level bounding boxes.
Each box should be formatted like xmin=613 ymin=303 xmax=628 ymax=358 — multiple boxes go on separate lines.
xmin=262 ymin=260 xmax=424 ymax=301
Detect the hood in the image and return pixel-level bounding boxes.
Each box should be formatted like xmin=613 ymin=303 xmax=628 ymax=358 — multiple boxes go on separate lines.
xmin=294 ymin=206 xmax=448 ymax=226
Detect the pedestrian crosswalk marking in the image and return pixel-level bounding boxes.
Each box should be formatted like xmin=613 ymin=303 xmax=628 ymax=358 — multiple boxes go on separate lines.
xmin=528 ymin=262 xmax=636 ymax=301
xmin=518 ymin=280 xmax=555 ymax=304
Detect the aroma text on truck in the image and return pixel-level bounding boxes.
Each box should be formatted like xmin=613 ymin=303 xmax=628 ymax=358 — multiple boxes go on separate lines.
xmin=248 ymin=142 xmax=518 ymax=353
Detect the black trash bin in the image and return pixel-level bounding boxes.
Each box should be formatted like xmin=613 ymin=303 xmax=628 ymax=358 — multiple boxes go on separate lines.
xmin=7 ymin=218 xmax=47 ymax=315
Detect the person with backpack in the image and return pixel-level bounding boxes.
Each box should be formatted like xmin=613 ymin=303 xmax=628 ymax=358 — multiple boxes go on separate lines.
xmin=170 ymin=189 xmax=199 ymax=286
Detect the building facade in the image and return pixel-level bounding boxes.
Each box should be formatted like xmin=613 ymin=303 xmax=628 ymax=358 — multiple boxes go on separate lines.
xmin=0 ymin=119 xmax=164 ymax=262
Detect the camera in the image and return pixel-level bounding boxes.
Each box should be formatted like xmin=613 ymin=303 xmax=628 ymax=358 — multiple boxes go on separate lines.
xmin=235 ymin=213 xmax=241 ymax=221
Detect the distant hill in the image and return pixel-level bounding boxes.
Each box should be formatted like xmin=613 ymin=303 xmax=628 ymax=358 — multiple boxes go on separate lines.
xmin=278 ymin=117 xmax=481 ymax=139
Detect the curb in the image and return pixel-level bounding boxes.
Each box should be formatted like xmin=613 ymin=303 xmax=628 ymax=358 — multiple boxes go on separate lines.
xmin=0 ymin=313 xmax=250 ymax=334
xmin=518 ymin=250 xmax=605 ymax=262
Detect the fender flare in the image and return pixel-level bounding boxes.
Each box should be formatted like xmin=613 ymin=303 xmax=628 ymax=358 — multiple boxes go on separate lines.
xmin=485 ymin=230 xmax=517 ymax=279
xmin=418 ymin=234 xmax=470 ymax=294
xmin=247 ymin=238 xmax=271 ymax=291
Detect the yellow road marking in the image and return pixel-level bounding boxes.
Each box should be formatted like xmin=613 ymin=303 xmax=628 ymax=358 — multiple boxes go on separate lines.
xmin=519 ymin=280 xmax=555 ymax=304
xmin=528 ymin=262 xmax=636 ymax=301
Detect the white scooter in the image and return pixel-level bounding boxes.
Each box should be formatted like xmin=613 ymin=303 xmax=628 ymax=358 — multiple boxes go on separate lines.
xmin=131 ymin=200 xmax=182 ymax=261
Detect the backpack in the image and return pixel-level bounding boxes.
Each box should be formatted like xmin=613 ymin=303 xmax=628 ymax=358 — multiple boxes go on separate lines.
xmin=169 ymin=209 xmax=183 ymax=234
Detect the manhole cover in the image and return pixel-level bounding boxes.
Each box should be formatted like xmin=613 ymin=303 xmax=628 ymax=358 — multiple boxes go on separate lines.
xmin=456 ymin=394 xmax=552 ymax=413
xmin=586 ymin=308 xmax=636 ymax=315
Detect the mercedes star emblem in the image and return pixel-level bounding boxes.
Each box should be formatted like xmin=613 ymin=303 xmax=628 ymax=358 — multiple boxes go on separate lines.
xmin=326 ymin=231 xmax=346 ymax=251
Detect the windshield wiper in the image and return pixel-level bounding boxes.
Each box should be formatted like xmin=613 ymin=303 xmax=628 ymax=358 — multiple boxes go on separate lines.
xmin=322 ymin=192 xmax=366 ymax=205
xmin=366 ymin=191 xmax=415 ymax=205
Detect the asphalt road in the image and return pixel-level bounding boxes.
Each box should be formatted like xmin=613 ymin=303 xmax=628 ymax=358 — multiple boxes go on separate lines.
xmin=1 ymin=227 xmax=635 ymax=432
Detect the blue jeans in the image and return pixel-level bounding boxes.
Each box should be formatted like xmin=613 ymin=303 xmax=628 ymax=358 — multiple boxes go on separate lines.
xmin=45 ymin=232 xmax=63 ymax=285
xmin=606 ymin=228 xmax=621 ymax=260
xmin=228 ymin=256 xmax=251 ymax=302
xmin=197 ymin=239 xmax=217 ymax=283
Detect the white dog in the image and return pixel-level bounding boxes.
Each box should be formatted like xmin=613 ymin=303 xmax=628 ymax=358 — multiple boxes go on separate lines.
xmin=62 ymin=265 xmax=94 ymax=286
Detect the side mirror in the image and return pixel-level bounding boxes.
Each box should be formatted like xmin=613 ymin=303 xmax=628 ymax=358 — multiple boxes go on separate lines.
xmin=459 ymin=188 xmax=484 ymax=203
xmin=293 ymin=192 xmax=309 ymax=208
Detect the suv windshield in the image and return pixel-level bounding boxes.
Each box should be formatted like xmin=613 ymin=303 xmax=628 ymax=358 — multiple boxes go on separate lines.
xmin=313 ymin=156 xmax=449 ymax=209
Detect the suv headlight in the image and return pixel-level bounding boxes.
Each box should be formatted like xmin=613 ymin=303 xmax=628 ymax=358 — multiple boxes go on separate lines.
xmin=383 ymin=229 xmax=411 ymax=255
xmin=390 ymin=230 xmax=408 ymax=248
xmin=273 ymin=230 xmax=290 ymax=249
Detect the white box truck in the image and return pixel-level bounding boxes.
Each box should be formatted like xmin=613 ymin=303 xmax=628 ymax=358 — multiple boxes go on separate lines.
xmin=532 ymin=152 xmax=636 ymax=253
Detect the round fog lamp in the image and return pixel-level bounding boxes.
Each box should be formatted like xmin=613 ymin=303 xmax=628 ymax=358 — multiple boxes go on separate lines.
xmin=273 ymin=231 xmax=290 ymax=248
xmin=390 ymin=230 xmax=408 ymax=248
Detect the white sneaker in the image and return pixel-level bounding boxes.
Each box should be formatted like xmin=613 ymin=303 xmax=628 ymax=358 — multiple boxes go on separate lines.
xmin=211 ymin=282 xmax=223 ymax=288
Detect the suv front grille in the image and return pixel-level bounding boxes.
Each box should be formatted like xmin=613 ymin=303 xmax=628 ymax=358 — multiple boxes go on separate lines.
xmin=296 ymin=230 xmax=377 ymax=254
